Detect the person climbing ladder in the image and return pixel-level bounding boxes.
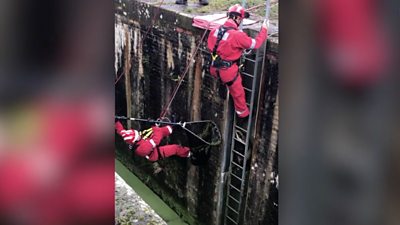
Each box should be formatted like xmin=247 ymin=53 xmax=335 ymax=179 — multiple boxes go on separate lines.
xmin=207 ymin=4 xmax=268 ymax=118
xmin=115 ymin=121 xmax=191 ymax=161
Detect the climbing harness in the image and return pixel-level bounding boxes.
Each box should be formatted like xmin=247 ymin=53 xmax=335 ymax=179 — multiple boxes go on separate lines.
xmin=115 ymin=116 xmax=222 ymax=146
xmin=210 ymin=26 xmax=242 ymax=87
xmin=145 ymin=146 xmax=164 ymax=161
xmin=158 ymin=27 xmax=211 ymax=118
xmin=156 ymin=146 xmax=164 ymax=159
xmin=116 ymin=3 xmax=268 ymax=115
xmin=209 ymin=2 xmax=269 ymax=86
xmin=211 ymin=26 xmax=234 ymax=68
xmin=158 ymin=3 xmax=264 ymax=118
xmin=140 ymin=127 xmax=153 ymax=140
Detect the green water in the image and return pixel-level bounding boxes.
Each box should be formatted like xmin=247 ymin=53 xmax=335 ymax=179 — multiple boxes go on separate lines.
xmin=115 ymin=159 xmax=188 ymax=225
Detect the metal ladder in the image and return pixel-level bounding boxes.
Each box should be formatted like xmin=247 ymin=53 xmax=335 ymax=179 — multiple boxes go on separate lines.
xmin=223 ymin=45 xmax=266 ymax=225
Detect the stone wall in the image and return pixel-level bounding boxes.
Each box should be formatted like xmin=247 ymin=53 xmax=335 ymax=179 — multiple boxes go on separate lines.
xmin=114 ymin=0 xmax=279 ymax=224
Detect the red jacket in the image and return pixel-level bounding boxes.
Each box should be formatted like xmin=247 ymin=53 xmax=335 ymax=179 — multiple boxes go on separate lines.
xmin=115 ymin=122 xmax=173 ymax=158
xmin=134 ymin=126 xmax=172 ymax=158
xmin=207 ymin=19 xmax=267 ymax=61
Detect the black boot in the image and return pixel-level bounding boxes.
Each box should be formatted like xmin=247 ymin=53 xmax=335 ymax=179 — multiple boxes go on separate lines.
xmin=199 ymin=0 xmax=208 ymax=5
xmin=175 ymin=0 xmax=187 ymax=5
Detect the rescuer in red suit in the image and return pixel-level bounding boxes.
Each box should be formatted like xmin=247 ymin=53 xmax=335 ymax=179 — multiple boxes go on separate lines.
xmin=207 ymin=4 xmax=268 ymax=118
xmin=115 ymin=121 xmax=190 ymax=161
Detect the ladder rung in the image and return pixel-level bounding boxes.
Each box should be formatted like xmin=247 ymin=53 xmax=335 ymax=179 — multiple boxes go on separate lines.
xmin=226 ymin=215 xmax=238 ymax=224
xmin=227 ymin=205 xmax=239 ymax=214
xmin=231 ymin=161 xmax=243 ymax=169
xmin=243 ymin=57 xmax=256 ymax=63
xmin=232 ymin=149 xmax=245 ymax=158
xmin=229 ymin=195 xmax=240 ymax=204
xmin=243 ymin=87 xmax=252 ymax=92
xmin=241 ymin=72 xmax=254 ymax=78
xmin=231 ymin=172 xmax=243 ymax=182
xmin=234 ymin=137 xmax=246 ymax=145
xmin=229 ymin=184 xmax=241 ymax=193
xmin=234 ymin=134 xmax=246 ymax=145
xmin=235 ymin=125 xmax=247 ymax=133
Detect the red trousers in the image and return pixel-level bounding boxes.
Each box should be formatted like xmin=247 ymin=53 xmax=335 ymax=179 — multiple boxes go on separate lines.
xmin=210 ymin=64 xmax=249 ymax=117
xmin=145 ymin=144 xmax=190 ymax=162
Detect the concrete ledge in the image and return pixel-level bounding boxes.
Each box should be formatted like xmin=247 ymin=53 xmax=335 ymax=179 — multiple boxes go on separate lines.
xmin=115 ymin=0 xmax=278 ymax=51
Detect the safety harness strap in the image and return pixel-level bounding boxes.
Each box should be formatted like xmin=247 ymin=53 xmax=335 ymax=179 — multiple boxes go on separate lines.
xmin=146 ymin=144 xmax=164 ymax=161
xmin=216 ymin=70 xmax=240 ymax=87
xmin=225 ymin=71 xmax=240 ymax=86
xmin=140 ymin=127 xmax=153 ymax=140
xmin=212 ymin=26 xmax=241 ymax=87
xmin=156 ymin=147 xmax=164 ymax=159
xmin=212 ymin=26 xmax=233 ymax=57
xmin=211 ymin=26 xmax=235 ymax=66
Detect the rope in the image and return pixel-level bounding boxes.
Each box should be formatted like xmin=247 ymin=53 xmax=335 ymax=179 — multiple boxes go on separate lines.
xmin=116 ymin=116 xmax=183 ymax=126
xmin=114 ymin=71 xmax=125 ymax=85
xmin=115 ymin=2 xmax=267 ymax=109
xmin=115 ymin=116 xmax=221 ymax=146
xmin=159 ymin=3 xmax=266 ymax=118
xmin=158 ymin=28 xmax=211 ymax=118
xmin=116 ymin=3 xmax=269 ymax=145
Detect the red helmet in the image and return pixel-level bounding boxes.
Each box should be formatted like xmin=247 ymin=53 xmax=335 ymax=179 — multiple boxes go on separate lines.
xmin=228 ymin=4 xmax=246 ymax=18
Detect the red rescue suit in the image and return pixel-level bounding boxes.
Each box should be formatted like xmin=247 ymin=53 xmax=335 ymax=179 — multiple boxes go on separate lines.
xmin=207 ymin=19 xmax=267 ymax=117
xmin=115 ymin=121 xmax=190 ymax=161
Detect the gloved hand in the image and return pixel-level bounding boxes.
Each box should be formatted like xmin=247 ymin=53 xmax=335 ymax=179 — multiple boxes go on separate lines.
xmin=120 ymin=129 xmax=136 ymax=144
xmin=262 ymin=19 xmax=269 ymax=29
xmin=120 ymin=129 xmax=134 ymax=138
